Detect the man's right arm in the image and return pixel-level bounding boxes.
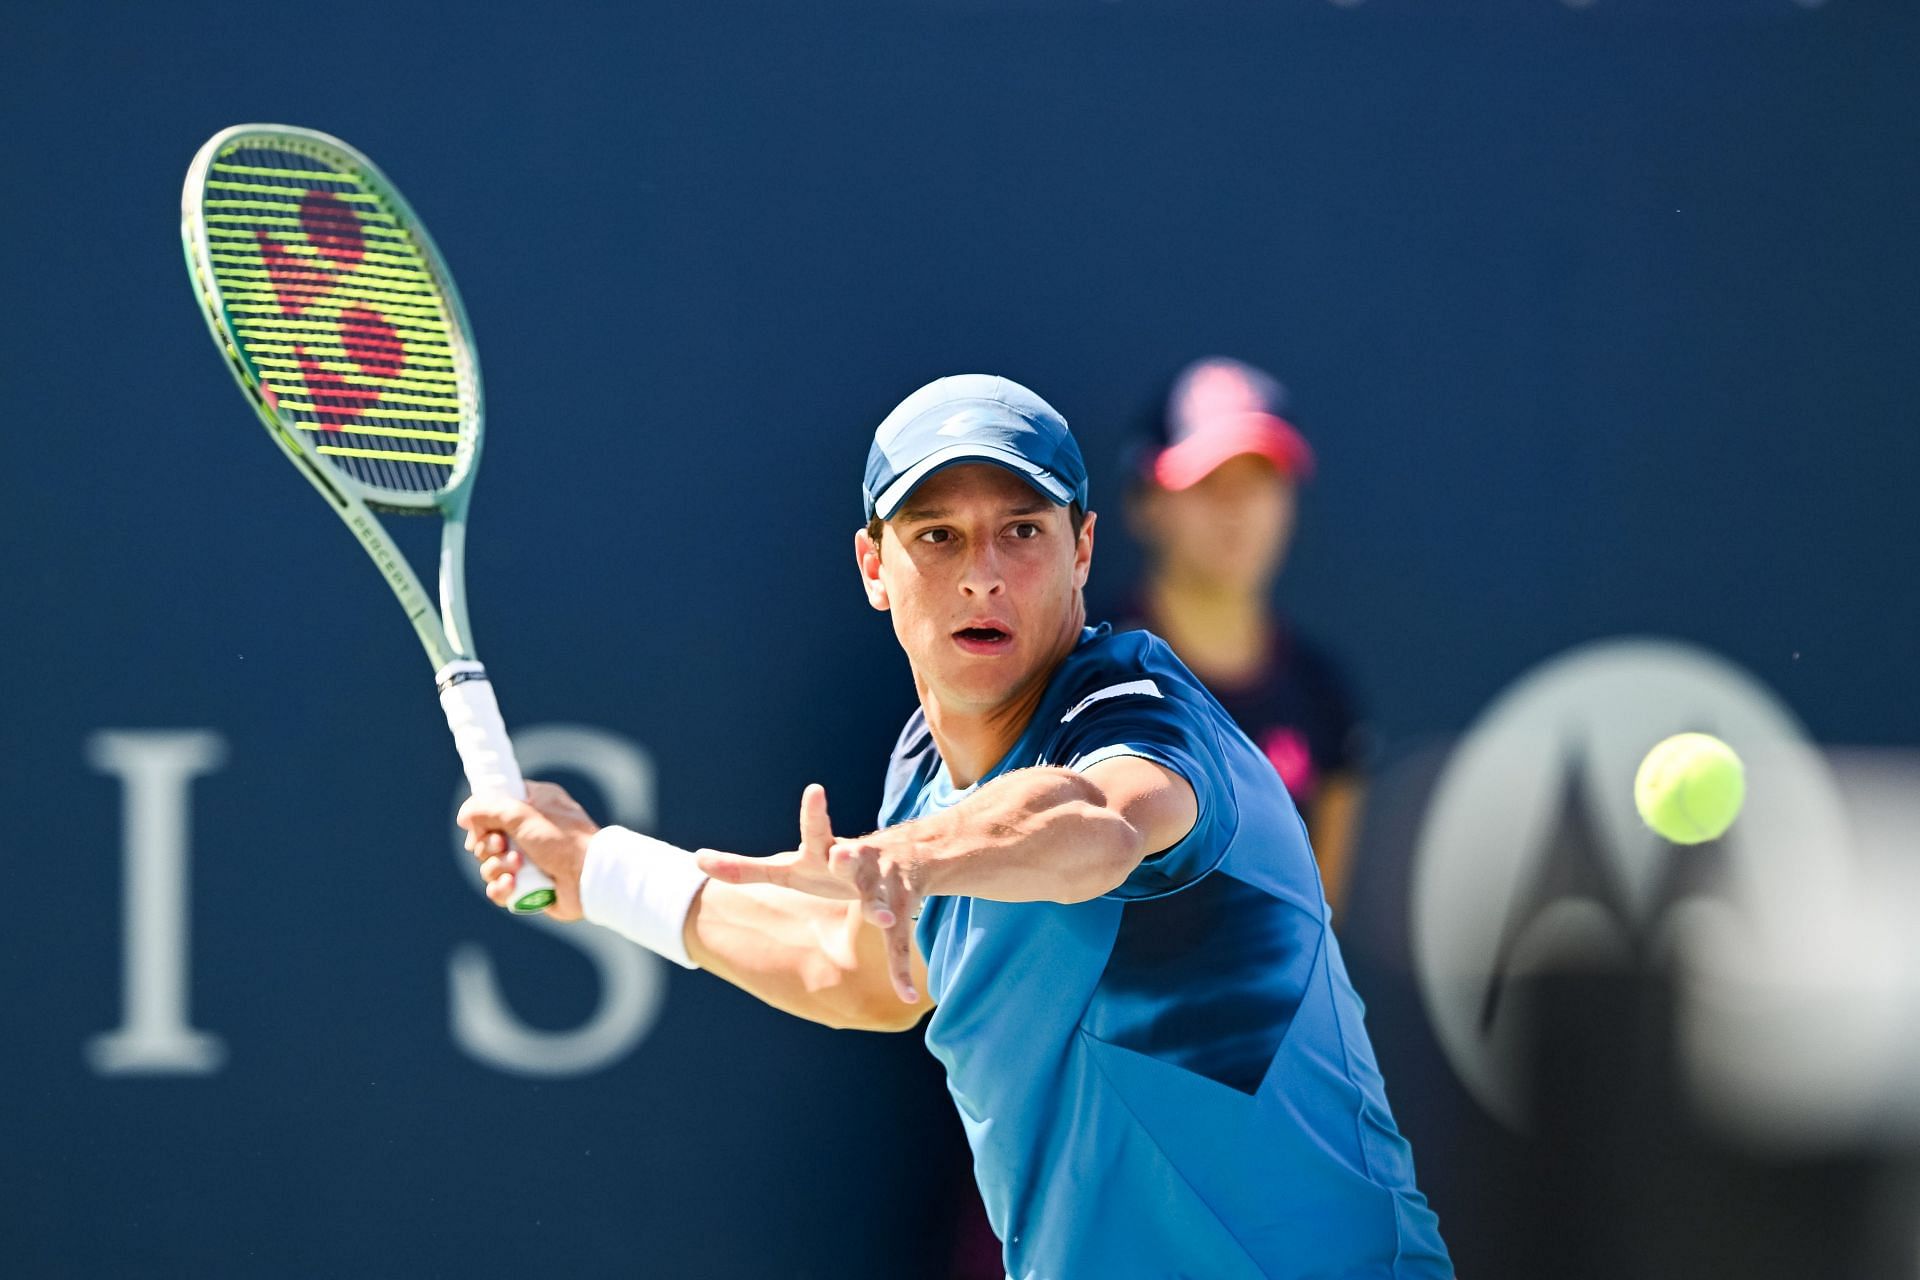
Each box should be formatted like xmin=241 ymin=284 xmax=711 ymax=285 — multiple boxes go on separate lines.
xmin=459 ymin=781 xmax=929 ymax=1035
xmin=683 ymin=879 xmax=929 ymax=1032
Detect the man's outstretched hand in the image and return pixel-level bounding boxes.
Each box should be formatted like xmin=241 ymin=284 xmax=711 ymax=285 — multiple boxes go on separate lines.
xmin=698 ymin=785 xmax=923 ymax=1003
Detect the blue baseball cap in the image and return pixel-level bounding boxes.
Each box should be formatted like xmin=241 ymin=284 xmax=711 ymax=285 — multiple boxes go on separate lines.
xmin=863 ymin=374 xmax=1090 ymax=522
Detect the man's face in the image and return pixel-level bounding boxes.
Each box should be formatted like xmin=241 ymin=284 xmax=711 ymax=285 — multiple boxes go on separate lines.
xmin=1133 ymin=453 xmax=1297 ymax=593
xmin=857 ymin=464 xmax=1094 ymax=715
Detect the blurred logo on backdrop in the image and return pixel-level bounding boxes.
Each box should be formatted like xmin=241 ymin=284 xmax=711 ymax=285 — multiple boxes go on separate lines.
xmin=1409 ymin=637 xmax=1853 ymax=1130
xmin=86 ymin=724 xmax=670 ymax=1080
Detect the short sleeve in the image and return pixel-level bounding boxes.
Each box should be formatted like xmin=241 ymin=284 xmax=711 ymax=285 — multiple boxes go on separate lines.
xmin=1042 ymin=680 xmax=1238 ymax=900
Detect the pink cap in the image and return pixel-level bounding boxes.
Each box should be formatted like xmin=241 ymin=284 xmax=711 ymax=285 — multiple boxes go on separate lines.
xmin=1152 ymin=357 xmax=1315 ymax=491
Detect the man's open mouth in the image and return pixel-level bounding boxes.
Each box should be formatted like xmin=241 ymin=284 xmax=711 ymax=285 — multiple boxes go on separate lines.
xmin=953 ymin=624 xmax=1013 ymax=652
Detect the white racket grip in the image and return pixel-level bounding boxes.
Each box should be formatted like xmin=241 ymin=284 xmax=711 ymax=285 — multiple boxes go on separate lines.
xmin=437 ymin=660 xmax=557 ymax=914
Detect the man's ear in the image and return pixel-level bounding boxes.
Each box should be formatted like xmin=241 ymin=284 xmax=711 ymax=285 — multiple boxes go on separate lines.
xmin=1072 ymin=509 xmax=1097 ymax=591
xmin=854 ymin=527 xmax=890 ymax=611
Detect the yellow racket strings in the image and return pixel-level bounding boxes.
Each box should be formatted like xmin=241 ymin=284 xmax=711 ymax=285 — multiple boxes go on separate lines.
xmin=201 ymin=141 xmax=474 ymax=497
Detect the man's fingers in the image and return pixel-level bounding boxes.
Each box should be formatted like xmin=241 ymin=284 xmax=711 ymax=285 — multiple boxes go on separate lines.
xmin=861 ymin=864 xmax=916 ymax=936
xmin=696 ymin=850 xmax=789 ymax=887
xmin=886 ymin=914 xmax=918 ymax=1004
xmin=798 ymin=783 xmax=832 ymax=857
xmin=828 ymin=842 xmax=898 ymax=927
xmin=889 ymin=872 xmax=911 ymax=929
xmin=479 ymin=849 xmax=521 ymax=882
xmin=458 ymin=794 xmax=532 ymax=835
xmin=849 ymin=856 xmax=892 ymax=928
xmin=875 ymin=872 xmax=907 ymax=933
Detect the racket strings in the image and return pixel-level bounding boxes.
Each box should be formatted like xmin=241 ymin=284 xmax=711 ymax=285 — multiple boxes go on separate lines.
xmin=200 ymin=141 xmax=477 ymax=498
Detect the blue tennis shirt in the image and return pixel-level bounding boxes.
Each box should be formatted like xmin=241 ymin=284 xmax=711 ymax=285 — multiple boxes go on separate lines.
xmin=885 ymin=625 xmax=1451 ymax=1279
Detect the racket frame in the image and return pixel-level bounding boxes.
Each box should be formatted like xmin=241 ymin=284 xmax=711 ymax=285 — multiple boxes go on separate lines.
xmin=182 ymin=124 xmax=482 ymax=669
xmin=182 ymin=124 xmax=552 ymax=913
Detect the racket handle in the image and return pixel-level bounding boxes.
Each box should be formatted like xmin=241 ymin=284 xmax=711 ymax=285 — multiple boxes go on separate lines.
xmin=437 ymin=660 xmax=558 ymax=914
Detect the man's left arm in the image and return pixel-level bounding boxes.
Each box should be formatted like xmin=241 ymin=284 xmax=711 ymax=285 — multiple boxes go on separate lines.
xmin=697 ymin=759 xmax=1197 ymax=996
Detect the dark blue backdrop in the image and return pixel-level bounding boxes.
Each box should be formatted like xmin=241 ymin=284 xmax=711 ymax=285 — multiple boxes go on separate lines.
xmin=4 ymin=1 xmax=1915 ymax=1275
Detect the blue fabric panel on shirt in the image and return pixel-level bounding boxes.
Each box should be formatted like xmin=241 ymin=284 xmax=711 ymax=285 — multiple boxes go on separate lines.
xmin=1082 ymin=870 xmax=1318 ymax=1094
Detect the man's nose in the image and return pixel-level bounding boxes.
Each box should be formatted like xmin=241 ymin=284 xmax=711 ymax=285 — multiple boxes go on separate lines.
xmin=959 ymin=541 xmax=1005 ymax=597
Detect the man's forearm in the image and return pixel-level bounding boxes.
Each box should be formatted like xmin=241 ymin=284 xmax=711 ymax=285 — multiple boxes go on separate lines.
xmin=688 ymin=764 xmax=1186 ymax=1009
xmin=882 ymin=767 xmax=1146 ymax=904
xmin=683 ymin=879 xmax=926 ymax=1032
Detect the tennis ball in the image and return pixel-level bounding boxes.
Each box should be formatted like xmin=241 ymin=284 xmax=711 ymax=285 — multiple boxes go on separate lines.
xmin=1634 ymin=733 xmax=1745 ymax=845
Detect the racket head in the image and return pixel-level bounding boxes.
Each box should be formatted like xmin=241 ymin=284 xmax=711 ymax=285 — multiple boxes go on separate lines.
xmin=182 ymin=124 xmax=483 ymax=515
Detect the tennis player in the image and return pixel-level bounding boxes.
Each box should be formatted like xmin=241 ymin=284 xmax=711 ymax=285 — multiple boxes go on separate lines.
xmin=460 ymin=375 xmax=1452 ymax=1279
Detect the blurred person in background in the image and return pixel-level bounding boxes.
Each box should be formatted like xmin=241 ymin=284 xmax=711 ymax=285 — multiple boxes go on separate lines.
xmin=1119 ymin=357 xmax=1368 ymax=919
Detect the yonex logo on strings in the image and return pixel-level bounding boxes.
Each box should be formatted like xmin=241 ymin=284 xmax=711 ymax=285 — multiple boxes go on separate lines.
xmin=255 ymin=188 xmax=407 ymax=431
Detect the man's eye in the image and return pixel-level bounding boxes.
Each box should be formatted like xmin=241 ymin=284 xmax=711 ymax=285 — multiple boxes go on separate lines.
xmin=919 ymin=528 xmax=953 ymax=545
xmin=1009 ymin=523 xmax=1041 ymax=539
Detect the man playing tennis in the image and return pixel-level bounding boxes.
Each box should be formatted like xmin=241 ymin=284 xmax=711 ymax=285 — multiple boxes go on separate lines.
xmin=460 ymin=375 xmax=1452 ymax=1279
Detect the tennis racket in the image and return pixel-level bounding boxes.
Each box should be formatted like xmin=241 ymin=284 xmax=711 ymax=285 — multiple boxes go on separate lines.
xmin=181 ymin=123 xmax=556 ymax=914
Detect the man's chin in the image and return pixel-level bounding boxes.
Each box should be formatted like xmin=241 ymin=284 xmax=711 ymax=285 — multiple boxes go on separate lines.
xmin=919 ymin=662 xmax=1029 ymax=714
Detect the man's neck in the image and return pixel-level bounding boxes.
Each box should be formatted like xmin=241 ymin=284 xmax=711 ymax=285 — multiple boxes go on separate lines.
xmin=918 ymin=609 xmax=1085 ymax=789
xmin=1145 ymin=572 xmax=1271 ymax=686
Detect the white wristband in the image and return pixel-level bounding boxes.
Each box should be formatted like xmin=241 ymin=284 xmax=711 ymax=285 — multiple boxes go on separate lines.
xmin=579 ymin=826 xmax=710 ymax=969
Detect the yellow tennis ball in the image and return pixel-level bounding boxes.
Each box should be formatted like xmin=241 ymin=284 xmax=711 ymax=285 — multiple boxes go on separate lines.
xmin=1634 ymin=732 xmax=1745 ymax=845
